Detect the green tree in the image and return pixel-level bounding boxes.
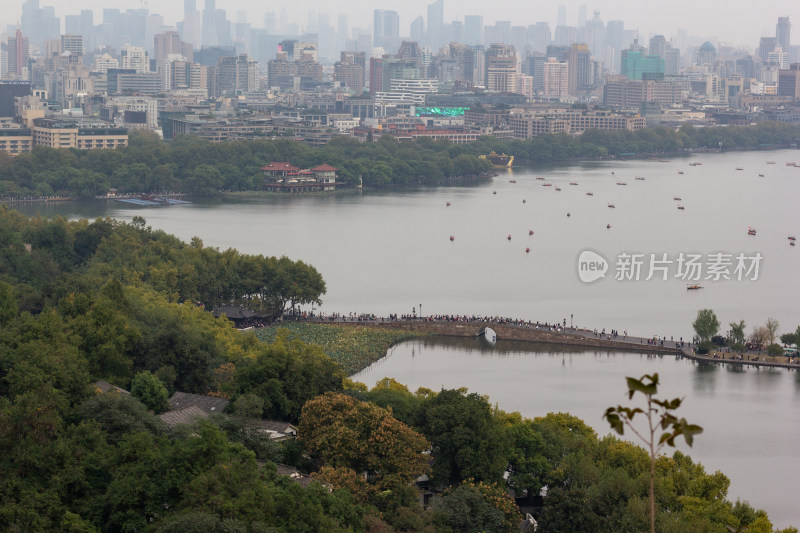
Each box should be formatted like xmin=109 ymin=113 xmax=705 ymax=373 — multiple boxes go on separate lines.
xmin=431 ymin=481 xmax=522 ymax=533
xmin=603 ymin=373 xmax=703 ymax=533
xmin=130 ymin=370 xmax=170 ymax=413
xmin=419 ymin=389 xmax=507 ymax=486
xmin=693 ymin=309 xmax=720 ymax=344
xmin=729 ymin=320 xmax=747 ymax=353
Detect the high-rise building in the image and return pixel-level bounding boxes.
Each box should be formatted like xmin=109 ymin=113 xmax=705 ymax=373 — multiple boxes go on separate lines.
xmin=777 ymin=63 xmax=800 ymax=98
xmin=216 ymin=54 xmax=257 ymax=95
xmin=759 ymin=37 xmax=778 ymax=62
xmin=61 ymin=34 xmax=83 ymax=57
xmin=334 ymin=51 xmax=365 ymax=93
xmin=374 ymin=10 xmax=400 ymax=51
xmin=567 ymin=43 xmax=591 ymax=95
xmin=6 ymin=30 xmax=30 ymax=80
xmin=664 ymin=46 xmax=680 ymax=76
xmin=485 ymin=43 xmax=518 ymax=93
xmin=427 ymin=0 xmax=443 ymax=50
xmin=121 ymin=45 xmax=149 ymax=73
xmin=578 ymin=5 xmax=587 ymax=28
xmin=697 ymin=41 xmax=716 ymax=66
xmin=528 ymin=22 xmax=551 ymax=53
xmin=557 ymin=4 xmax=567 ymax=27
xmin=649 ymin=35 xmax=666 ymax=58
xmin=203 ymin=0 xmax=218 ymax=47
xmin=777 ymin=17 xmax=791 ymax=52
xmin=155 ymin=31 xmax=194 ymax=64
xmin=410 ymin=17 xmax=425 ymax=43
xmin=543 ymin=57 xmax=568 ymax=97
xmin=464 ymin=15 xmax=483 ymax=46
xmin=621 ymin=41 xmax=664 ymax=80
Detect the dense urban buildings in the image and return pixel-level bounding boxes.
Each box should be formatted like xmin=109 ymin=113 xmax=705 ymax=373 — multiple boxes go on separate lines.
xmin=0 ymin=2 xmax=798 ymax=153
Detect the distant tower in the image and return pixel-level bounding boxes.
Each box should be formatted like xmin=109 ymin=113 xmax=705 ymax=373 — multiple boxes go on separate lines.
xmin=557 ymin=4 xmax=567 ymax=27
xmin=7 ymin=29 xmax=30 ymax=78
xmin=776 ymin=17 xmax=791 ymax=52
xmin=202 ymin=0 xmax=218 ymax=47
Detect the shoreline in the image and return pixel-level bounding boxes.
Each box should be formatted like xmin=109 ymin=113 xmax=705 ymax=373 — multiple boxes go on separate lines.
xmin=306 ymin=319 xmax=800 ymax=372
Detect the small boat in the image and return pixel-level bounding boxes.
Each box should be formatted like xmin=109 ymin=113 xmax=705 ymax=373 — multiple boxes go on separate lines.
xmin=758 ymin=173 xmax=764 ymax=177
xmin=616 ymin=181 xmax=627 ymax=185
xmin=687 ymin=284 xmax=703 ymax=290
xmin=493 ymin=191 xmax=497 ymax=194
xmin=586 ymin=192 xmax=593 ymax=196
xmin=673 ymin=197 xmax=682 ymax=201
xmin=608 ymin=203 xmax=615 ymax=208
xmin=536 ymin=176 xmax=545 ymax=180
xmin=542 ymin=183 xmax=552 ymax=187
xmin=736 ymin=167 xmax=743 ymax=171
xmin=450 ymin=235 xmax=455 ymax=241
xmin=677 ymin=205 xmax=685 ymax=210
xmin=529 ymin=230 xmax=534 ymax=236
xmin=689 ymin=162 xmax=701 ymax=166
xmin=446 ymin=202 xmax=450 ymax=206
xmin=525 ymin=247 xmax=530 ymax=253
xmin=507 ymin=235 xmax=512 ymax=240
xmin=635 ymin=176 xmax=645 ymax=180
xmin=522 ymin=199 xmax=527 ymax=203
xmin=569 ymin=182 xmax=578 ymax=185
xmin=787 ymin=162 xmax=796 ymax=167
xmin=554 ymin=187 xmax=561 ymax=191
xmin=611 ymin=171 xmax=615 ymax=175
xmin=789 ymin=236 xmax=796 ymax=241
xmin=747 ymin=227 xmax=756 ymax=236
xmin=791 ymin=241 xmax=796 ymax=247
xmin=678 ymin=171 xmax=684 ymax=175
xmin=567 ymin=212 xmax=571 ymax=217
xmin=606 ymin=224 xmax=611 ymax=229
xmin=509 ymin=179 xmax=516 ymax=183
xmin=767 ymin=161 xmax=776 ymax=164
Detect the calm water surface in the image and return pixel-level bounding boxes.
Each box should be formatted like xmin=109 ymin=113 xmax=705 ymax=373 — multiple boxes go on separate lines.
xmin=18 ymin=149 xmax=800 ymax=338
xmin=354 ymin=337 xmax=800 ymax=528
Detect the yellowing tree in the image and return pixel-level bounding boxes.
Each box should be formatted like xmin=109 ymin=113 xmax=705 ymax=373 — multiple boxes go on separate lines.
xmin=298 ymin=393 xmax=429 ymax=488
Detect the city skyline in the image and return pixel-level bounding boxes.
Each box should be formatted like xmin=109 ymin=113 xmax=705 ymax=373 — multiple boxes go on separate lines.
xmin=2 ymin=0 xmax=797 ymax=50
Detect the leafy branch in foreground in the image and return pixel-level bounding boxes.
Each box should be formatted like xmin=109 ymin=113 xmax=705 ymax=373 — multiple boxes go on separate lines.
xmin=603 ymin=373 xmax=703 ymax=533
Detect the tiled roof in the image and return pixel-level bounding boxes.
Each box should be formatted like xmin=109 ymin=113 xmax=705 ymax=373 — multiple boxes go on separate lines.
xmin=168 ymin=392 xmax=229 ymax=414
xmin=311 ymin=164 xmax=338 ymax=171
xmin=260 ymin=161 xmax=299 ymax=171
xmin=159 ymin=406 xmax=208 ymax=427
xmin=94 ymin=380 xmax=130 ymax=395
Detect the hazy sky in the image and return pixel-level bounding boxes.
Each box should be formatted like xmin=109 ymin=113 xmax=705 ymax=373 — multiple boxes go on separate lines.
xmin=5 ymin=0 xmax=798 ymax=49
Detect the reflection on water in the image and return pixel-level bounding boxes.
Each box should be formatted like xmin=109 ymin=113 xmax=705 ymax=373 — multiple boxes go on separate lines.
xmin=355 ymin=337 xmax=800 ymax=528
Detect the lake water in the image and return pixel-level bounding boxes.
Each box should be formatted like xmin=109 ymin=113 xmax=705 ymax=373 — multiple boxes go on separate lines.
xmin=13 ymin=148 xmax=800 ymax=526
xmin=354 ymin=337 xmax=800 ymax=528
xmin=17 ymin=148 xmax=800 ymax=339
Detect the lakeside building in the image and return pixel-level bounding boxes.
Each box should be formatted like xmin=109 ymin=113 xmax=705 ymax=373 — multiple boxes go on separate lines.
xmin=261 ymin=162 xmax=339 ymax=192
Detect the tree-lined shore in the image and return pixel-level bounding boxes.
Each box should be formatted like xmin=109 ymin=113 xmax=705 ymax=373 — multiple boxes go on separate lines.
xmin=1 ymin=121 xmax=798 ymax=200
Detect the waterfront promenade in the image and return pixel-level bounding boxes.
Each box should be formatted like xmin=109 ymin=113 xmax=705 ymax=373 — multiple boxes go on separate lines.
xmin=300 ymin=316 xmax=799 ymax=371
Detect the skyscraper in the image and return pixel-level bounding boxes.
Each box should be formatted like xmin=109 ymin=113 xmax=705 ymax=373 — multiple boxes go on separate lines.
xmin=776 ymin=17 xmax=791 ymax=52
xmin=567 ymin=43 xmax=590 ymax=95
xmin=203 ymin=0 xmax=218 ymax=47
xmin=7 ymin=29 xmax=30 ymax=79
xmin=373 ymin=10 xmax=400 ymax=51
xmin=649 ymin=35 xmax=666 ymax=58
xmin=464 ymin=15 xmax=483 ymax=46
xmin=427 ymin=0 xmax=443 ymax=50
xmin=557 ymin=4 xmax=567 ymax=27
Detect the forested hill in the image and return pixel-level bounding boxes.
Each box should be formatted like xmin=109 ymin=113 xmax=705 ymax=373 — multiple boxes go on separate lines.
xmin=0 ymin=206 xmax=795 ymax=532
